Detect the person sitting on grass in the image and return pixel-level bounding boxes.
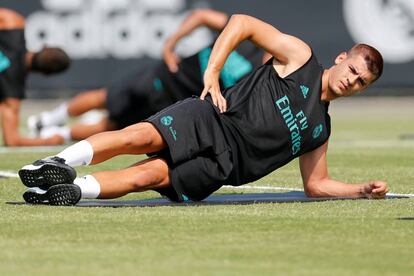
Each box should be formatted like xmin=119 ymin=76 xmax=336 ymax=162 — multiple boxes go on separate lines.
xmin=0 ymin=8 xmax=70 ymax=146
xmin=19 ymin=14 xmax=388 ymax=205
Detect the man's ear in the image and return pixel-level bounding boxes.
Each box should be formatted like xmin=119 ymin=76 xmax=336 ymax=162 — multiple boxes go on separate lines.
xmin=334 ymin=51 xmax=347 ymax=65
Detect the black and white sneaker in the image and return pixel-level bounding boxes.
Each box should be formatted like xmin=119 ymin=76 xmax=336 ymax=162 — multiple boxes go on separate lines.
xmin=22 ymin=187 xmax=48 ymax=204
xmin=19 ymin=156 xmax=76 ymax=190
xmin=23 ymin=184 xmax=81 ymax=206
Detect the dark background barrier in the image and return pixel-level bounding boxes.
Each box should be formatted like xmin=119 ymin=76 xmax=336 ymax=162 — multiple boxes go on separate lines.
xmin=2 ymin=0 xmax=414 ymax=97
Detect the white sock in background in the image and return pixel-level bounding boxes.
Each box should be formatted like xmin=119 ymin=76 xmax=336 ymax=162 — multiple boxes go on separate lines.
xmin=56 ymin=140 xmax=94 ymax=167
xmin=40 ymin=126 xmax=71 ymax=142
xmin=74 ymin=175 xmax=101 ymax=199
xmin=40 ymin=103 xmax=69 ymax=127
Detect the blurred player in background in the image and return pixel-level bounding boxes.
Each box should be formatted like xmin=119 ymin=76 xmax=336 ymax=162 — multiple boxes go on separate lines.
xmin=0 ymin=8 xmax=70 ymax=146
xmin=28 ymin=9 xmax=269 ymax=142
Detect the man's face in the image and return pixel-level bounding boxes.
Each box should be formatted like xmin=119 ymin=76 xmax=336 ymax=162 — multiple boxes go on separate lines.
xmin=328 ymin=52 xmax=376 ymax=98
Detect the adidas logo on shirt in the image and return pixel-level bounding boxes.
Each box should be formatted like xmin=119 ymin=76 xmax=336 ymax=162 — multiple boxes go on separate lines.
xmin=300 ymin=85 xmax=309 ymax=99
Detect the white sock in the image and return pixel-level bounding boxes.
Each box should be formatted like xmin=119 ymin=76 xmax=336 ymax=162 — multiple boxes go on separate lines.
xmin=40 ymin=103 xmax=69 ymax=126
xmin=40 ymin=126 xmax=71 ymax=142
xmin=74 ymin=175 xmax=101 ymax=199
xmin=56 ymin=140 xmax=94 ymax=167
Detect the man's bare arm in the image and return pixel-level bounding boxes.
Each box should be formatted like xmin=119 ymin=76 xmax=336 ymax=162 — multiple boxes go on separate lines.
xmin=201 ymin=14 xmax=311 ymax=113
xmin=163 ymin=9 xmax=229 ymax=72
xmin=299 ymin=140 xmax=388 ymax=198
xmin=206 ymin=14 xmax=311 ymax=73
xmin=0 ymin=98 xmax=64 ymax=146
xmin=0 ymin=8 xmax=25 ymax=29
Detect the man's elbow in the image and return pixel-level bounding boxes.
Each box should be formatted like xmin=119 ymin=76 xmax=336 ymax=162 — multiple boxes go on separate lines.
xmin=227 ymin=14 xmax=251 ymax=38
xmin=229 ymin=14 xmax=249 ymax=25
xmin=4 ymin=136 xmax=21 ymax=147
xmin=192 ymin=9 xmax=228 ymax=30
xmin=190 ymin=9 xmax=208 ymax=20
xmin=304 ymin=183 xmax=325 ymax=198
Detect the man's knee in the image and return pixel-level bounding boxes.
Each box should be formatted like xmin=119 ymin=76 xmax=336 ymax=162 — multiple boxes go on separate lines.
xmin=130 ymin=170 xmax=152 ymax=191
xmin=92 ymin=89 xmax=107 ymax=107
xmin=122 ymin=129 xmax=153 ymax=149
xmin=122 ymin=123 xmax=164 ymax=149
xmin=129 ymin=167 xmax=168 ymax=191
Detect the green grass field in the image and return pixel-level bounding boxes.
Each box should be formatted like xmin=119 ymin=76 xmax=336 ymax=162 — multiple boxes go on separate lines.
xmin=1 ymin=98 xmax=414 ymax=275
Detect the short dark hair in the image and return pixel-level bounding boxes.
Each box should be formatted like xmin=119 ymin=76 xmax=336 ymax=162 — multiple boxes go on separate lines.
xmin=348 ymin=44 xmax=383 ymax=82
xmin=32 ymin=47 xmax=71 ymax=75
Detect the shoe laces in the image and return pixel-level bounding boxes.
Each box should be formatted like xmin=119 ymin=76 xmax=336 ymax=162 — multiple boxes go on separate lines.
xmin=50 ymin=156 xmax=66 ymax=164
xmin=33 ymin=156 xmax=66 ymax=166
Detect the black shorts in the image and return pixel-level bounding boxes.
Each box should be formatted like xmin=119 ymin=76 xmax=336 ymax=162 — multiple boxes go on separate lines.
xmin=145 ymin=97 xmax=233 ymax=202
xmin=106 ymin=66 xmax=175 ymax=129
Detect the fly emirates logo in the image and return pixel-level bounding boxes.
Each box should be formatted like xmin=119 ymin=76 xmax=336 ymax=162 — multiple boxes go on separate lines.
xmin=25 ymin=0 xmax=212 ymax=59
xmin=275 ymin=95 xmax=309 ymax=156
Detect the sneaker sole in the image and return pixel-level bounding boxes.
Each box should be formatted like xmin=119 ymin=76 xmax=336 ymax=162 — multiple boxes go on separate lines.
xmin=23 ymin=184 xmax=81 ymax=206
xmin=23 ymin=188 xmax=48 ymax=204
xmin=19 ymin=163 xmax=76 ymax=189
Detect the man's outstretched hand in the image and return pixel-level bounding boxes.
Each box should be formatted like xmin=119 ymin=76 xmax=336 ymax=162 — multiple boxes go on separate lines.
xmin=362 ymin=181 xmax=389 ymax=199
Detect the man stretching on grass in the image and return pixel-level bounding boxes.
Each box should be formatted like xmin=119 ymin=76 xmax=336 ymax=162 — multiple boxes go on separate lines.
xmin=19 ymin=14 xmax=388 ymax=205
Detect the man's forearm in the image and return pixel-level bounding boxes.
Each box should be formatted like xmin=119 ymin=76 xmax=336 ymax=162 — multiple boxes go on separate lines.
xmin=305 ymin=178 xmax=368 ymax=198
xmin=306 ymin=178 xmax=388 ymax=199
xmin=1 ymin=100 xmax=64 ymax=146
xmin=165 ymin=9 xmax=228 ymax=50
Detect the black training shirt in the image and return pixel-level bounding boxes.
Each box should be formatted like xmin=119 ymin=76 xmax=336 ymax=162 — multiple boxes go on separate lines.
xmin=220 ymin=54 xmax=331 ymax=186
xmin=0 ymin=29 xmax=27 ymax=100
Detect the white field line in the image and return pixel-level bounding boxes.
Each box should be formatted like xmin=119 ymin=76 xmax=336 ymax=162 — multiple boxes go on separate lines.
xmin=385 ymin=193 xmax=414 ymax=198
xmin=1 ymin=170 xmax=413 ymax=198
xmin=223 ymin=185 xmax=303 ymax=192
xmin=0 ymin=145 xmax=65 ymax=154
xmin=0 ymin=171 xmax=19 ymax=178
